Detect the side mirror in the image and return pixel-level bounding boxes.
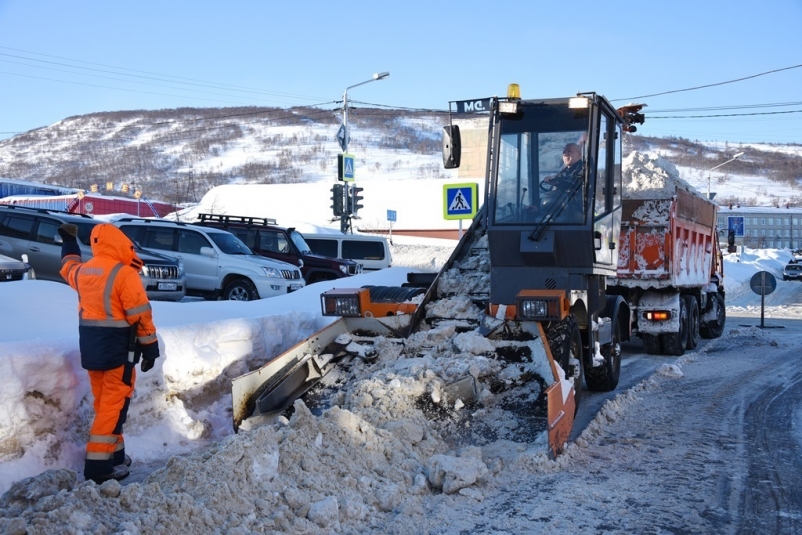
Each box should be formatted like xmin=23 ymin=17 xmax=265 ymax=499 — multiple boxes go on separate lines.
xmin=442 ymin=125 xmax=461 ymax=169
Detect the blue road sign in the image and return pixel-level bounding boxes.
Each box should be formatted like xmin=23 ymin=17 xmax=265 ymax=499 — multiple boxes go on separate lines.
xmin=338 ymin=153 xmax=355 ymax=181
xmin=387 ymin=209 xmax=397 ymax=222
xmin=728 ymin=216 xmax=744 ymax=238
xmin=443 ymin=183 xmax=478 ymax=220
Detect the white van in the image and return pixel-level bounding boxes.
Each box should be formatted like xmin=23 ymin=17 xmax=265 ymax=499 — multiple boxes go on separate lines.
xmin=301 ymin=232 xmax=392 ymax=271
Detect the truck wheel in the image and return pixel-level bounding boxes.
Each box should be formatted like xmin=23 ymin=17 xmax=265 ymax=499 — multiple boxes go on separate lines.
xmin=223 ymin=279 xmax=259 ymax=301
xmin=586 ymin=320 xmax=621 ymax=391
xmin=642 ymin=334 xmax=662 ymax=355
xmin=546 ymin=316 xmax=585 ymax=411
xmin=700 ymin=292 xmax=726 ymax=339
xmin=661 ymin=297 xmax=688 ymax=356
xmin=684 ymin=296 xmax=700 ymax=350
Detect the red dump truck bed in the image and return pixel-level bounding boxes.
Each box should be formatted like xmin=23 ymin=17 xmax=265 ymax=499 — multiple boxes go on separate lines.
xmin=616 ymin=188 xmax=718 ymax=289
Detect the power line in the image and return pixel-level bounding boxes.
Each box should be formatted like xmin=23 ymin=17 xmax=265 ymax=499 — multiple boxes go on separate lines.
xmin=0 ymin=46 xmax=326 ymax=102
xmin=649 ymin=109 xmax=802 ymax=119
xmin=612 ymin=63 xmax=802 ymax=101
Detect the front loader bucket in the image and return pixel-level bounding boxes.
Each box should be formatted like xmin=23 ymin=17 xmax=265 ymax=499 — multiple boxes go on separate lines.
xmin=231 ymin=316 xmax=401 ymax=431
xmin=535 ymin=321 xmax=576 ymax=458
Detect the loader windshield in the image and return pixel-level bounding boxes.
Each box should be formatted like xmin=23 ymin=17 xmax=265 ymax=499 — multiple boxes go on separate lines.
xmin=491 ymin=102 xmax=590 ymax=227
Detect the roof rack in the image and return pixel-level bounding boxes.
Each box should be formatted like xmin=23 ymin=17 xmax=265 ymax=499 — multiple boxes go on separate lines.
xmin=114 ymin=217 xmax=190 ymax=226
xmin=0 ymin=203 xmax=93 ymax=219
xmin=198 ymin=213 xmax=277 ymax=226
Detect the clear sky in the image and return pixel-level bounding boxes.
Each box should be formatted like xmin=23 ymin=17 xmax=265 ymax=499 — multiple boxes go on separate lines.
xmin=0 ymin=0 xmax=800 ymax=144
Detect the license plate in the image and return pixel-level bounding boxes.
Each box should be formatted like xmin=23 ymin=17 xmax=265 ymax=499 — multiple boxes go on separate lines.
xmin=158 ymin=282 xmax=177 ymax=291
xmin=289 ymin=284 xmax=302 ymax=292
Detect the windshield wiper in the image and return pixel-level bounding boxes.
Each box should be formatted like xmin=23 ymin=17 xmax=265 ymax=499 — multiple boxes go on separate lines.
xmin=528 ymin=177 xmax=584 ymax=241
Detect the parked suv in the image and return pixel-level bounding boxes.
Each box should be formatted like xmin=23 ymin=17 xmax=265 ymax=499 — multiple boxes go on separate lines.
xmin=195 ymin=213 xmax=362 ymax=284
xmin=114 ymin=217 xmax=304 ymax=301
xmin=782 ymin=263 xmax=802 ymax=281
xmin=0 ymin=205 xmax=185 ymax=301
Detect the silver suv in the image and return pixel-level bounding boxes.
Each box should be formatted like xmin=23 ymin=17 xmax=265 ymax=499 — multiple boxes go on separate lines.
xmin=113 ymin=217 xmax=304 ymax=301
xmin=0 ymin=205 xmax=186 ymax=301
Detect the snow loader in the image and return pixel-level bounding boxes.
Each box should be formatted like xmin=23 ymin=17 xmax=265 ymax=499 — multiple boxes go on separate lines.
xmin=231 ymin=86 xmax=646 ymax=458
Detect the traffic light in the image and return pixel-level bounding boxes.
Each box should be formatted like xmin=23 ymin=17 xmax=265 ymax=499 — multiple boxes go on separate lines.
xmin=350 ymin=185 xmax=364 ymax=215
xmin=331 ymin=183 xmax=344 ymax=217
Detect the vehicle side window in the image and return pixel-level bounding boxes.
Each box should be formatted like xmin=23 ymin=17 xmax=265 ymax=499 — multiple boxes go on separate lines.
xmin=34 ymin=219 xmax=60 ymax=245
xmin=231 ymin=229 xmax=257 ymax=249
xmin=0 ymin=215 xmax=35 ymax=239
xmin=258 ymin=230 xmax=284 ymax=253
xmin=343 ymin=240 xmax=384 ymax=261
xmin=177 ymin=230 xmax=210 ymax=254
xmin=305 ymin=238 xmax=338 ymax=258
xmin=142 ymin=228 xmax=176 ymax=251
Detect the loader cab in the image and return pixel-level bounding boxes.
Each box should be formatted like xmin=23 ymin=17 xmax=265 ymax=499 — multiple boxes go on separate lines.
xmin=444 ymin=90 xmax=627 ymax=307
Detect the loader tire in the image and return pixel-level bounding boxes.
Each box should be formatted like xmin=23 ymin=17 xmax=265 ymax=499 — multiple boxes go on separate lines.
xmin=684 ymin=295 xmax=700 ymax=350
xmin=700 ymin=292 xmax=726 ymax=339
xmin=586 ymin=319 xmax=621 ymax=392
xmin=546 ymin=315 xmax=584 ymax=410
xmin=662 ymin=296 xmax=688 ymax=356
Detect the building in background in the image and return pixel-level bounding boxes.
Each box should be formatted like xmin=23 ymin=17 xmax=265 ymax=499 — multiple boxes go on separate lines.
xmin=716 ymin=205 xmax=802 ymax=250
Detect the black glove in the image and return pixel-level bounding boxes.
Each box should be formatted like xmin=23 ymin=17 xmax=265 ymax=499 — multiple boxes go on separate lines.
xmin=58 ymin=224 xmax=81 ymax=259
xmin=138 ymin=341 xmax=160 ymax=372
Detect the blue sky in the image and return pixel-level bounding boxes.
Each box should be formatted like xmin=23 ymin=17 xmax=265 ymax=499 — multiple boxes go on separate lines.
xmin=0 ymin=0 xmax=800 ymax=144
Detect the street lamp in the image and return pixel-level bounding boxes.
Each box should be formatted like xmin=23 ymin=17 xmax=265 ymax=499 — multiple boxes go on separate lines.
xmin=341 ymin=71 xmax=389 ymax=153
xmin=707 ymin=151 xmax=745 ymax=200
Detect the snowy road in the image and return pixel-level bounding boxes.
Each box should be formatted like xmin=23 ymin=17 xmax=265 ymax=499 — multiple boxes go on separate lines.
xmin=397 ymin=316 xmax=802 ymax=534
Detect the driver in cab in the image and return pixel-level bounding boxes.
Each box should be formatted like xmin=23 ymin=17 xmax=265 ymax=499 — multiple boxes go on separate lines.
xmin=542 ymin=143 xmax=583 ymax=191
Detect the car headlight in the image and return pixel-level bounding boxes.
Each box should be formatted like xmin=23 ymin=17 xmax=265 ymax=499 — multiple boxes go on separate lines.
xmin=177 ymin=259 xmax=184 ymax=276
xmin=262 ymin=267 xmax=281 ymax=278
xmin=339 ymin=265 xmax=348 ymax=275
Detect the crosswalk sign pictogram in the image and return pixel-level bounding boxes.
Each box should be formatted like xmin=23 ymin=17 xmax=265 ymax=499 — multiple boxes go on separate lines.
xmin=443 ymin=183 xmax=478 ymax=220
xmin=338 ymin=153 xmax=355 ymax=182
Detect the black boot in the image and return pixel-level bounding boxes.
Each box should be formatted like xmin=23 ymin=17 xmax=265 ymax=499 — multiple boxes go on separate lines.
xmin=91 ymin=464 xmax=130 ymax=484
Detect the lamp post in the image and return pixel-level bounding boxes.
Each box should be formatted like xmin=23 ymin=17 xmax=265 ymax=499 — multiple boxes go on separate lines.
xmin=341 ymin=71 xmax=389 ymax=154
xmin=707 ymin=151 xmax=745 ymax=200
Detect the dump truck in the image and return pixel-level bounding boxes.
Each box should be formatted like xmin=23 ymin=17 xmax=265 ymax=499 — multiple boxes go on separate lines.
xmin=231 ymin=87 xmax=678 ymax=458
xmin=608 ymin=184 xmax=725 ymax=355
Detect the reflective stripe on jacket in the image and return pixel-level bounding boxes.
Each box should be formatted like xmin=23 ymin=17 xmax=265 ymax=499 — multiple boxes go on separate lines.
xmin=60 ymin=223 xmax=158 ymax=370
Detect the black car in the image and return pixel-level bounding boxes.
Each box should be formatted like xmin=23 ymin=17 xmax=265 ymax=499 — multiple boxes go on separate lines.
xmin=195 ymin=213 xmax=362 ymax=284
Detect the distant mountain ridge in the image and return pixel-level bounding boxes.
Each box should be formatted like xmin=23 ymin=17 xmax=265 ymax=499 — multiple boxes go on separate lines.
xmin=0 ymin=106 xmax=800 ymax=207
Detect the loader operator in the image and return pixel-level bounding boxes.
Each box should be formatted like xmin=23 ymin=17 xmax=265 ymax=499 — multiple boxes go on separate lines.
xmin=538 ymin=142 xmax=585 ymax=222
xmin=59 ymin=222 xmax=160 ymax=484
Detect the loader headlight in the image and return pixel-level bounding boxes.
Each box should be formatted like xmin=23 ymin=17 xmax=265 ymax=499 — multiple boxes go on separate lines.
xmin=517 ymin=296 xmax=561 ymax=321
xmin=321 ymin=292 xmax=361 ymax=317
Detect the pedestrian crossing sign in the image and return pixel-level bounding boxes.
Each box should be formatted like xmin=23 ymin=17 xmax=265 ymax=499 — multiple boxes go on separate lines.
xmin=338 ymin=153 xmax=355 ymax=182
xmin=443 ymin=183 xmax=478 ymax=220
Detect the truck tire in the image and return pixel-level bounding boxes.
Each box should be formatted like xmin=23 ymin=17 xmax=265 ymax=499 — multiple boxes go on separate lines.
xmin=223 ymin=279 xmax=259 ymax=301
xmin=546 ymin=315 xmax=584 ymax=410
xmin=661 ymin=297 xmax=688 ymax=356
xmin=586 ymin=320 xmax=621 ymax=391
xmin=684 ymin=295 xmax=700 ymax=350
xmin=700 ymin=292 xmax=726 ymax=339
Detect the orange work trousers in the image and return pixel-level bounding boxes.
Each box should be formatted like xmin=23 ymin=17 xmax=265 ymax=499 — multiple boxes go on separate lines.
xmin=84 ymin=363 xmax=135 ymax=480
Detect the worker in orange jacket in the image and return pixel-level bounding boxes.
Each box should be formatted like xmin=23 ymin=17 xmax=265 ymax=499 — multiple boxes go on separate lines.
xmin=59 ymin=222 xmax=160 ymax=483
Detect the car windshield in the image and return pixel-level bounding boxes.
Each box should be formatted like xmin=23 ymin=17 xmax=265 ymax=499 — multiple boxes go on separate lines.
xmin=290 ymin=230 xmax=311 ymax=255
xmin=209 ymin=232 xmax=254 ymax=255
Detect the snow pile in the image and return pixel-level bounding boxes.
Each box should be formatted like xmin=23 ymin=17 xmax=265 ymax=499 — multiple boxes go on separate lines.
xmin=623 ymin=152 xmax=700 ymax=200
